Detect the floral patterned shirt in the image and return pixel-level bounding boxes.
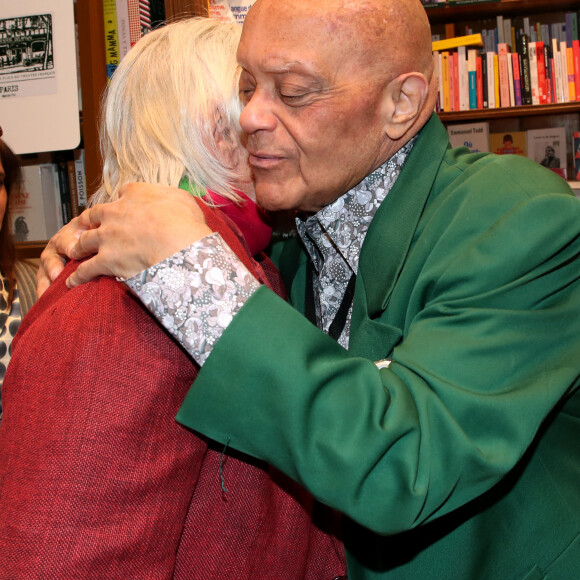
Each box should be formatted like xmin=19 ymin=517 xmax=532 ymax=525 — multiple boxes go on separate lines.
xmin=125 ymin=139 xmax=415 ymax=364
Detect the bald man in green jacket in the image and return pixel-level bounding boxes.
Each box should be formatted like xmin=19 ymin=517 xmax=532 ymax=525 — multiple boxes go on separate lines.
xmin=39 ymin=1 xmax=580 ymax=578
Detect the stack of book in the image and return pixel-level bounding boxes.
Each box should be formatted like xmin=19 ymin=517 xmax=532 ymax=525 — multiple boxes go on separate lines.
xmin=433 ymin=11 xmax=580 ymax=112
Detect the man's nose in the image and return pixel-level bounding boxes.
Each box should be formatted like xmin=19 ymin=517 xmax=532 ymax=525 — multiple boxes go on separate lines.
xmin=240 ymin=89 xmax=277 ymax=134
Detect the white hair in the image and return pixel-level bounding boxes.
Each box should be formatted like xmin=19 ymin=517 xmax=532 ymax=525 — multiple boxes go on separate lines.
xmin=91 ymin=17 xmax=244 ymax=205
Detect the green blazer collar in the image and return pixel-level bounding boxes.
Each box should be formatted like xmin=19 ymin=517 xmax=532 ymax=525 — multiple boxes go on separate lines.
xmin=349 ymin=113 xmax=448 ymax=356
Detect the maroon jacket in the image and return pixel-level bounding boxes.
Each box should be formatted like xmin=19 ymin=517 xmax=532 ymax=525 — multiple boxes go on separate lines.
xmin=0 ymin=200 xmax=346 ymax=579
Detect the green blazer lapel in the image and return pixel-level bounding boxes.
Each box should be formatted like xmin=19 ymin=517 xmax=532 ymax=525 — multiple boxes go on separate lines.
xmin=349 ymin=114 xmax=449 ymax=357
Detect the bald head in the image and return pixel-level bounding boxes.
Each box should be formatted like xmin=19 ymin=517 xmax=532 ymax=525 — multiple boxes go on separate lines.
xmin=245 ymin=0 xmax=434 ymax=82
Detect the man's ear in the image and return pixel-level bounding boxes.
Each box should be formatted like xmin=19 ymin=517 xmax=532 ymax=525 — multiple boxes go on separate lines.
xmin=382 ymin=73 xmax=429 ymax=141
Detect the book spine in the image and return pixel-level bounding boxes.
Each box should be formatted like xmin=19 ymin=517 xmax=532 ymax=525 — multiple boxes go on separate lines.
xmin=519 ymin=34 xmax=533 ymax=105
xmin=103 ymin=0 xmax=120 ymax=80
xmin=457 ymin=46 xmax=469 ymax=111
xmin=481 ymin=52 xmax=488 ymax=109
xmin=468 ymin=49 xmax=477 ymax=109
xmin=529 ymin=42 xmax=540 ymax=105
xmin=441 ymin=51 xmax=451 ymax=111
xmin=116 ymin=0 xmax=131 ymax=61
xmin=486 ymin=51 xmax=496 ymax=108
xmin=506 ymin=51 xmax=515 ymax=107
xmin=66 ymin=159 xmax=80 ymax=219
xmin=139 ymin=0 xmax=152 ymax=36
xmin=560 ymin=41 xmax=570 ymax=102
xmin=544 ymin=44 xmax=553 ymax=104
xmin=553 ymin=39 xmax=564 ymax=103
xmin=511 ymin=52 xmax=522 ymax=106
xmin=536 ymin=41 xmax=547 ymax=104
xmin=54 ymin=155 xmax=73 ymax=226
xmin=567 ymin=46 xmax=577 ymax=101
xmin=128 ymin=0 xmax=142 ymax=46
xmin=476 ymin=54 xmax=484 ymax=109
xmin=452 ymin=51 xmax=460 ymax=111
xmin=74 ymin=150 xmax=88 ymax=211
xmin=573 ymin=40 xmax=580 ymax=101
xmin=497 ymin=43 xmax=511 ymax=108
xmin=494 ymin=53 xmax=500 ymax=108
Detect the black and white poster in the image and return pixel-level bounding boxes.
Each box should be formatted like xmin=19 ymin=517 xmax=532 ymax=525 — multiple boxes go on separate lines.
xmin=0 ymin=0 xmax=79 ymax=154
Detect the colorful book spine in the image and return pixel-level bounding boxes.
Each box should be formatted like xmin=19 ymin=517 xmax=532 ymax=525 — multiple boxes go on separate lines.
xmin=497 ymin=43 xmax=511 ymax=108
xmin=116 ymin=0 xmax=131 ymax=61
xmin=529 ymin=41 xmax=540 ymax=105
xmin=486 ymin=51 xmax=496 ymax=108
xmin=519 ymin=34 xmax=533 ymax=105
xmin=476 ymin=54 xmax=484 ymax=109
xmin=128 ymin=0 xmax=142 ymax=46
xmin=103 ymin=0 xmax=120 ymax=79
xmin=573 ymin=40 xmax=580 ymax=101
xmin=494 ymin=53 xmax=500 ymax=108
xmin=512 ymin=52 xmax=522 ymax=106
xmin=567 ymin=46 xmax=577 ymax=101
xmin=536 ymin=41 xmax=547 ymax=104
xmin=441 ymin=51 xmax=451 ymax=111
xmin=139 ymin=0 xmax=152 ymax=35
xmin=468 ymin=49 xmax=478 ymax=109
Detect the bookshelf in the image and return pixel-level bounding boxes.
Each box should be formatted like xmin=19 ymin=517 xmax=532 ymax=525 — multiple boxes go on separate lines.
xmin=427 ymin=0 xmax=580 ymax=184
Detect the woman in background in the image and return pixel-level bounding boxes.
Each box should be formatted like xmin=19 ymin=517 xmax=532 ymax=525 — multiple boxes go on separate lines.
xmin=0 ymin=134 xmax=37 ymax=418
xmin=0 ymin=18 xmax=344 ymax=579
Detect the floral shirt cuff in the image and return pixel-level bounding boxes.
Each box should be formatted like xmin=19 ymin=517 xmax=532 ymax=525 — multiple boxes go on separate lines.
xmin=124 ymin=232 xmax=261 ymax=366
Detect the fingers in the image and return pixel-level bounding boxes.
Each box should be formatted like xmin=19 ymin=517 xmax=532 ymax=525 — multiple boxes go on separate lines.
xmin=66 ymin=256 xmax=111 ymax=289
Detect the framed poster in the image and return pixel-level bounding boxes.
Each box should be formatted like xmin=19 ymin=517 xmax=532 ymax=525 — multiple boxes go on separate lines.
xmin=0 ymin=0 xmax=80 ymax=154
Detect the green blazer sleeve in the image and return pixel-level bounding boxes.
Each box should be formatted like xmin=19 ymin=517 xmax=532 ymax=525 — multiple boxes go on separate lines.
xmin=176 ymin=116 xmax=580 ymax=540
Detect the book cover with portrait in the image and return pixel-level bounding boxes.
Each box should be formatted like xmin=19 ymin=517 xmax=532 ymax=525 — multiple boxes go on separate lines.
xmin=490 ymin=131 xmax=527 ymax=157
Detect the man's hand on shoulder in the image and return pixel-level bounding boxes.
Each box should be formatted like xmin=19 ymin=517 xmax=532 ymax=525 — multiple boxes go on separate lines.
xmin=36 ymin=182 xmax=212 ymax=298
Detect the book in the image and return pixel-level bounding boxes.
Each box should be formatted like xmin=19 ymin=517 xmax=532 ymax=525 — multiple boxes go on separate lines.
xmin=74 ymin=149 xmax=88 ymax=211
xmin=486 ymin=51 xmax=496 ymax=108
xmin=511 ymin=52 xmax=522 ymax=106
xmin=490 ymin=132 xmax=527 ymax=157
xmin=54 ymin=152 xmax=74 ymax=225
xmin=566 ymin=46 xmax=577 ymax=101
xmin=529 ymin=41 xmax=540 ymax=105
xmin=441 ymin=51 xmax=451 ymax=111
xmin=519 ymin=34 xmax=533 ymax=105
xmin=467 ymin=49 xmax=478 ymax=109
xmin=527 ymin=127 xmax=568 ymax=180
xmin=447 ymin=122 xmax=490 ymax=153
xmin=128 ymin=0 xmax=142 ymax=46
xmin=103 ymin=0 xmax=120 ymax=79
xmin=116 ymin=0 xmax=131 ymax=61
xmin=432 ymin=33 xmax=483 ymax=52
xmin=10 ymin=163 xmax=48 ymax=242
xmin=458 ymin=46 xmax=469 ymax=111
xmin=573 ymin=40 xmax=580 ymax=101
xmin=497 ymin=43 xmax=511 ymax=107
xmin=536 ymin=41 xmax=548 ymax=104
xmin=40 ymin=163 xmax=63 ymax=238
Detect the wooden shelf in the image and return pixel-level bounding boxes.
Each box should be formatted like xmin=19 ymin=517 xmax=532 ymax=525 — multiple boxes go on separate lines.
xmin=440 ymin=101 xmax=580 ymax=122
xmin=16 ymin=242 xmax=46 ymax=260
xmin=426 ymin=1 xmax=580 ymax=24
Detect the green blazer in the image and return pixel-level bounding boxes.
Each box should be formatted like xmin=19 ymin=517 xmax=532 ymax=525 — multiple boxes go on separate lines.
xmin=177 ymin=115 xmax=580 ymax=579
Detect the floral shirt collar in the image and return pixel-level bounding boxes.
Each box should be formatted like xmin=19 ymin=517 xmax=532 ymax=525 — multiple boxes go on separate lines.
xmin=295 ymin=137 xmax=416 ymax=347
